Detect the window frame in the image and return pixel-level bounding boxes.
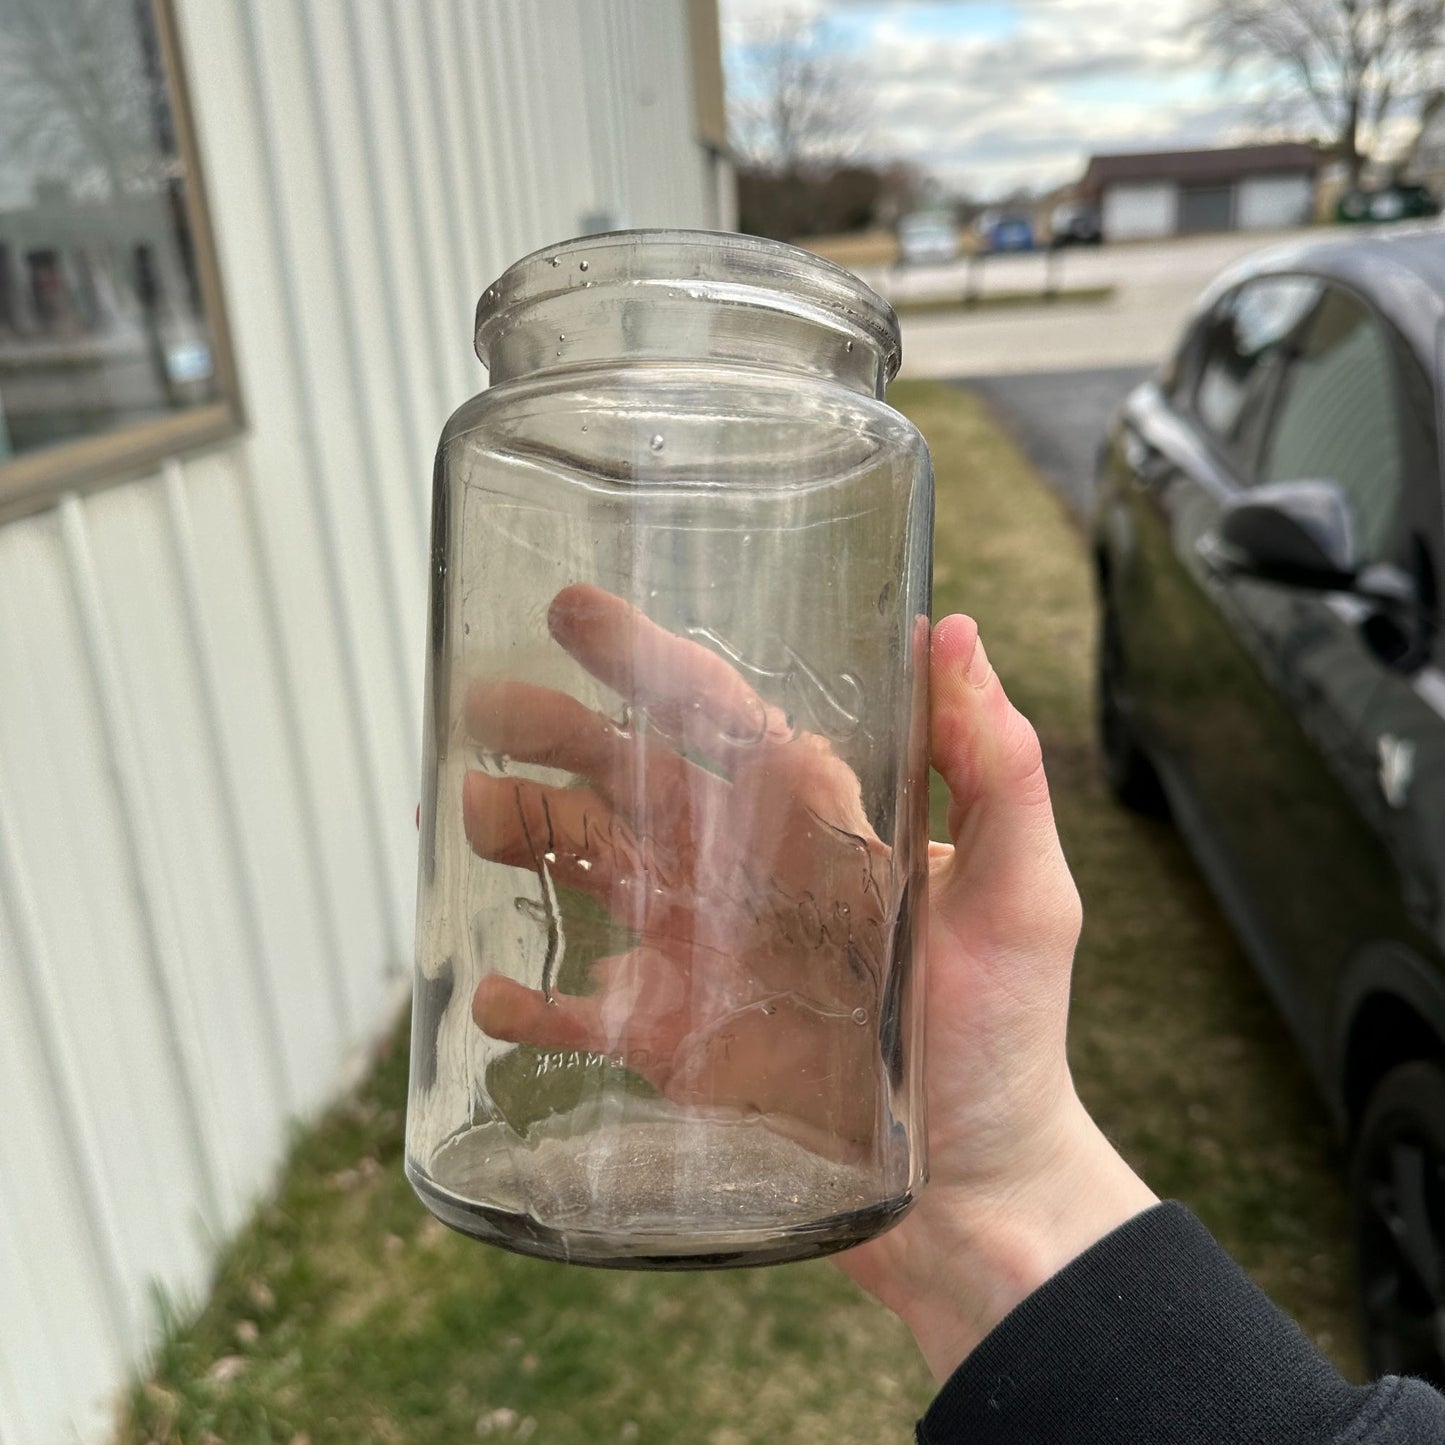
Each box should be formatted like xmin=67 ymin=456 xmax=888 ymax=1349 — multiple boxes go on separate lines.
xmin=0 ymin=0 xmax=243 ymax=525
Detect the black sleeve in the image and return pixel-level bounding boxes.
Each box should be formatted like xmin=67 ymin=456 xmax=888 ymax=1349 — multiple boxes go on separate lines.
xmin=916 ymin=1201 xmax=1445 ymax=1445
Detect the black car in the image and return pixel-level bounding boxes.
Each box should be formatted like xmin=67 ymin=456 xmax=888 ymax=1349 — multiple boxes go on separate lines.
xmin=1094 ymin=227 xmax=1445 ymax=1382
xmin=1050 ymin=201 xmax=1103 ymax=247
xmin=1338 ymin=185 xmax=1439 ymax=225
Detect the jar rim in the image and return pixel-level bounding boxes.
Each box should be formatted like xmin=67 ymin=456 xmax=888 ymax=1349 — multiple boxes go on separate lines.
xmin=474 ymin=229 xmax=902 ymax=382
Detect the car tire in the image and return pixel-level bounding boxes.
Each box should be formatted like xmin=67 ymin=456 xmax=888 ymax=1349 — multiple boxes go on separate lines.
xmin=1098 ymin=608 xmax=1168 ymax=817
xmin=1351 ymin=1058 xmax=1445 ymax=1388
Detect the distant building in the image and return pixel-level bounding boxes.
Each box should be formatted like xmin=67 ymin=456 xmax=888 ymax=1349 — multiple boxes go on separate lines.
xmin=1080 ymin=144 xmax=1322 ymax=241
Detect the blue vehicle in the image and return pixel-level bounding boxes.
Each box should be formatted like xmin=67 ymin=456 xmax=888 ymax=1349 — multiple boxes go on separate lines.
xmin=975 ymin=209 xmax=1035 ymax=253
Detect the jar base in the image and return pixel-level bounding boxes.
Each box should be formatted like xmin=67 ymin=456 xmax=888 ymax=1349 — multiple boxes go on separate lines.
xmin=406 ymin=1160 xmax=916 ymax=1270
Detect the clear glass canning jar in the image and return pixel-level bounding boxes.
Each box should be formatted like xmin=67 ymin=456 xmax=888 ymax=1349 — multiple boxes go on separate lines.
xmin=406 ymin=230 xmax=933 ymax=1268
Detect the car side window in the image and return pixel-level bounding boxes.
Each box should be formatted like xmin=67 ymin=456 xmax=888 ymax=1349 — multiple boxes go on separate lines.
xmin=1192 ymin=278 xmax=1322 ymax=476
xmin=1258 ymin=287 xmax=1403 ymax=563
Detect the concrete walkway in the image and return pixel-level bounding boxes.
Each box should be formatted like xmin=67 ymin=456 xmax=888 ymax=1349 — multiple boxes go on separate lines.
xmin=885 ymin=230 xmax=1304 ymax=380
xmin=901 ymin=286 xmax=1188 ymax=379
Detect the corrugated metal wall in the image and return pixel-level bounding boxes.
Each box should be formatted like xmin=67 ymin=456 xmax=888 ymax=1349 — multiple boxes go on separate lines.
xmin=0 ymin=4 xmax=725 ymax=1441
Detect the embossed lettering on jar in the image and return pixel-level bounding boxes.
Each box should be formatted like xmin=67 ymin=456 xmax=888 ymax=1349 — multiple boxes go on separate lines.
xmin=407 ymin=230 xmax=934 ymax=1268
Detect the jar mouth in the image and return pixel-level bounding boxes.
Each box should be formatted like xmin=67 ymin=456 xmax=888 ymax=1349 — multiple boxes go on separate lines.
xmin=474 ymin=229 xmax=901 ymax=386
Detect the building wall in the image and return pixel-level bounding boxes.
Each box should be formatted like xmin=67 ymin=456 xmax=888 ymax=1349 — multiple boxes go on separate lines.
xmin=0 ymin=4 xmax=728 ymax=1443
xmin=1102 ymin=181 xmax=1177 ymax=241
xmin=1237 ymin=173 xmax=1316 ymax=231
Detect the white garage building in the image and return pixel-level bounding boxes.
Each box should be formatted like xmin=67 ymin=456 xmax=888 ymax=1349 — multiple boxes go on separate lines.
xmin=1081 ymin=144 xmax=1321 ymax=242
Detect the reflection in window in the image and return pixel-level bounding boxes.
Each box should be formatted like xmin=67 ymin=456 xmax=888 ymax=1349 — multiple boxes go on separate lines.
xmin=1260 ymin=290 xmax=1402 ymax=562
xmin=1194 ymin=278 xmax=1321 ymax=472
xmin=0 ymin=0 xmax=222 ymax=464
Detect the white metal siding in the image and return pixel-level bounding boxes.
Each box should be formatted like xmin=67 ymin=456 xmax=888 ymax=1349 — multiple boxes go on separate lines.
xmin=0 ymin=4 xmax=727 ymax=1441
xmin=1102 ymin=181 xmax=1178 ymax=240
xmin=1237 ymin=173 xmax=1315 ymax=231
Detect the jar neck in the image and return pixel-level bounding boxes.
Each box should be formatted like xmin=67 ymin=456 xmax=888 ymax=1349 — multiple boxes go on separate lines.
xmin=475 ymin=231 xmax=900 ymax=400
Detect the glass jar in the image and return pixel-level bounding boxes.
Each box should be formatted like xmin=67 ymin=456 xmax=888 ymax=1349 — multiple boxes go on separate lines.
xmin=406 ymin=230 xmax=933 ymax=1268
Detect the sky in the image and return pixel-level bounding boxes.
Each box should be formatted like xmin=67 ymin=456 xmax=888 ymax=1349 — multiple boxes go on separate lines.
xmin=721 ymin=0 xmax=1275 ymax=198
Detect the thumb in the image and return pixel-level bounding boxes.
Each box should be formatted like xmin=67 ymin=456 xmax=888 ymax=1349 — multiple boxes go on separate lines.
xmin=928 ymin=615 xmax=1081 ymax=957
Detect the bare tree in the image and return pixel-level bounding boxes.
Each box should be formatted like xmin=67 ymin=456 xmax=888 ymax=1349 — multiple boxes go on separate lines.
xmin=729 ymin=9 xmax=870 ymax=176
xmin=1197 ymin=0 xmax=1445 ymax=183
xmin=0 ymin=0 xmax=165 ymax=199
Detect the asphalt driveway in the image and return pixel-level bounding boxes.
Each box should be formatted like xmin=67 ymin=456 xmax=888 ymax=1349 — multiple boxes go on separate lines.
xmin=962 ymin=364 xmax=1154 ymax=519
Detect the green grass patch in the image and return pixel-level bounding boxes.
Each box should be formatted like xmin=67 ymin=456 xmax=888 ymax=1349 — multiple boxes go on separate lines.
xmin=117 ymin=1023 xmax=929 ymax=1445
xmin=894 ymin=285 xmax=1116 ymax=318
xmin=115 ymin=382 xmax=1357 ymax=1445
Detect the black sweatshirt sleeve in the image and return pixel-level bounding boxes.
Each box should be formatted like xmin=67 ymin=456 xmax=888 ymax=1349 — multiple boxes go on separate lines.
xmin=916 ymin=1201 xmax=1445 ymax=1444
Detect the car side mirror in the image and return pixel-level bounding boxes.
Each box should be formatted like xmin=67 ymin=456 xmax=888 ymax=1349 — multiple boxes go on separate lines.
xmin=1213 ymin=480 xmax=1359 ymax=590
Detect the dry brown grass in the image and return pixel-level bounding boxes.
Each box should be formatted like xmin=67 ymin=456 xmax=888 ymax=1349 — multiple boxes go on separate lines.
xmin=793 ymin=229 xmax=899 ymax=268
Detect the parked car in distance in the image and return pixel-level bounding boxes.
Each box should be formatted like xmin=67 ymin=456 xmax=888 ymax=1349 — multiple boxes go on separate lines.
xmin=895 ymin=210 xmax=961 ymax=267
xmin=1093 ymin=227 xmax=1445 ymax=1386
xmin=1337 ymin=184 xmax=1439 ymax=224
xmin=975 ymin=209 xmax=1035 ymax=253
xmin=1050 ymin=200 xmax=1103 ymax=246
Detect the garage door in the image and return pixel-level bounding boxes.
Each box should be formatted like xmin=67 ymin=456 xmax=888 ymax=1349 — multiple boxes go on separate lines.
xmin=1178 ymin=185 xmax=1235 ymax=233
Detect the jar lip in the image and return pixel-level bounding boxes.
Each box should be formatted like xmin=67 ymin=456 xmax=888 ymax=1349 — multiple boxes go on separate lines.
xmin=474 ymin=229 xmax=901 ymax=382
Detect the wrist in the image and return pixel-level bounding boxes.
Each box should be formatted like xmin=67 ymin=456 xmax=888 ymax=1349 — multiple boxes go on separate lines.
xmin=892 ymin=1104 xmax=1158 ymax=1383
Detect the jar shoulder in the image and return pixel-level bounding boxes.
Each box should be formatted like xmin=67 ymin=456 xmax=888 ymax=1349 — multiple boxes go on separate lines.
xmin=437 ymin=366 xmax=930 ymax=464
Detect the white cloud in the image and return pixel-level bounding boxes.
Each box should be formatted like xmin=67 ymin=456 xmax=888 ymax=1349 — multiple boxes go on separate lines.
xmin=722 ymin=0 xmax=1270 ymax=196
xmin=720 ymin=0 xmax=826 ymax=48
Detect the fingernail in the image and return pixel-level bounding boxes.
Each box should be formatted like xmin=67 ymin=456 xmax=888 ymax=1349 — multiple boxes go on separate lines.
xmin=968 ymin=634 xmax=993 ymax=689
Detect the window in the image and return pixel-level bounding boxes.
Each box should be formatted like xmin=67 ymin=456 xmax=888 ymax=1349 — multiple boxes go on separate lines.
xmin=1258 ymin=288 xmax=1402 ymax=563
xmin=1193 ymin=277 xmax=1321 ymax=474
xmin=0 ymin=0 xmax=238 ymax=519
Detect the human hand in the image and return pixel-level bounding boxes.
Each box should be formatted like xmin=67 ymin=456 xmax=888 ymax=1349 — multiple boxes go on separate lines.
xmin=834 ymin=615 xmax=1156 ymax=1381
xmin=460 ymin=588 xmax=1153 ymax=1371
xmin=461 ymin=583 xmax=906 ymax=1157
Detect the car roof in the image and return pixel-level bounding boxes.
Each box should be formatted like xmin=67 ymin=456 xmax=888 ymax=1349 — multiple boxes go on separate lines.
xmin=1202 ymin=225 xmax=1445 ymax=368
xmin=1266 ymin=225 xmax=1445 ymax=288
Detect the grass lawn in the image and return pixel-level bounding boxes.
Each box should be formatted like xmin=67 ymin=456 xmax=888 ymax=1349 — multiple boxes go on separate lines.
xmin=798 ymin=229 xmax=900 ymax=268
xmin=116 ymin=382 xmax=1357 ymax=1444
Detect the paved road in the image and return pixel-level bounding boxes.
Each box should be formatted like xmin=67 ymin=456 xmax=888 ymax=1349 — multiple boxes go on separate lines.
xmin=963 ymin=365 xmax=1153 ymax=519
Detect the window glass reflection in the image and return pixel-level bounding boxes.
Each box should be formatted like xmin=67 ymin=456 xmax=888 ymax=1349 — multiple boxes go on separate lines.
xmin=0 ymin=0 xmax=222 ymax=464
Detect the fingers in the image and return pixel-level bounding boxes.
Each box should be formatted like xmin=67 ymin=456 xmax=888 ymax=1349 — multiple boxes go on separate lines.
xmin=928 ymin=615 xmax=1081 ymax=955
xmin=466 ymin=679 xmax=628 ymax=779
xmin=465 ymin=679 xmax=714 ymax=820
xmin=462 ymin=771 xmax=638 ymax=898
xmin=547 ymin=583 xmax=783 ymax=754
xmin=472 ymin=956 xmax=680 ymax=1086
xmin=473 ymin=974 xmax=603 ymax=1052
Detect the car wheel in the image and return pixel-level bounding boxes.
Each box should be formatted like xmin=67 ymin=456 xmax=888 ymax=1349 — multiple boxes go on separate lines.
xmin=1352 ymin=1059 xmax=1445 ymax=1388
xmin=1098 ymin=608 xmax=1167 ymax=816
